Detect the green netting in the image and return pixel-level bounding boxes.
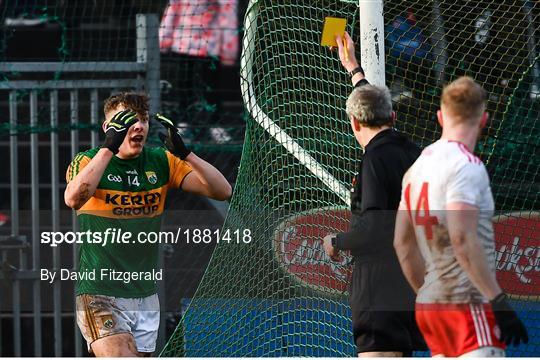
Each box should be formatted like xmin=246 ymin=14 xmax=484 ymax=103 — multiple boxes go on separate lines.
xmin=0 ymin=3 xmax=244 ymax=355
xmin=0 ymin=0 xmax=245 ymax=149
xmin=161 ymin=0 xmax=540 ymax=357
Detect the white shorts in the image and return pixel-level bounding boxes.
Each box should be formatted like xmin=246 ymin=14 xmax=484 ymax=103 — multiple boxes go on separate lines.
xmin=76 ymin=293 xmax=160 ymax=353
xmin=460 ymin=346 xmax=506 ymax=357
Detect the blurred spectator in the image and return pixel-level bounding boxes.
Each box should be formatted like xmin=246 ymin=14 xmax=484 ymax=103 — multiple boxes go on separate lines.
xmin=474 ymin=10 xmax=492 ymax=45
xmin=467 ymin=8 xmax=507 ymax=100
xmin=160 ymin=0 xmax=238 ymax=66
xmin=159 ymin=0 xmax=239 ymax=143
xmin=386 ymin=10 xmax=431 ymax=64
xmin=386 ymin=9 xmax=433 ymax=98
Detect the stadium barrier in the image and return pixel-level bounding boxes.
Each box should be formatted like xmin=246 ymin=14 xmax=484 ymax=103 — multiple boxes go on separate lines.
xmin=0 ymin=14 xmax=161 ymax=356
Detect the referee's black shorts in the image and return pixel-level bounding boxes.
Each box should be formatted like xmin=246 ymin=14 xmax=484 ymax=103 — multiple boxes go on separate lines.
xmin=349 ymin=257 xmax=427 ymax=354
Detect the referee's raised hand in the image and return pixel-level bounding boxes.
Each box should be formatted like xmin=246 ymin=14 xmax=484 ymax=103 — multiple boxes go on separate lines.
xmin=102 ymin=109 xmax=139 ymax=154
xmin=155 ymin=113 xmax=191 ymax=160
xmin=335 ymin=32 xmax=358 ymax=72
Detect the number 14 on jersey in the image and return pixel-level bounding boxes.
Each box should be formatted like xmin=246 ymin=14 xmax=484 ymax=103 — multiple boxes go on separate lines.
xmin=404 ymin=182 xmax=439 ymax=240
xmin=127 ymin=175 xmax=140 ymax=187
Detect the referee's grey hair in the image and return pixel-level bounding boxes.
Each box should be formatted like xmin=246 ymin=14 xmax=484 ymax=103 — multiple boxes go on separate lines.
xmin=345 ymin=85 xmax=393 ymax=128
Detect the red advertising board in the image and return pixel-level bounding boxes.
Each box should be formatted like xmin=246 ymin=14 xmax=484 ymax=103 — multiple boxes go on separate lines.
xmin=273 ymin=207 xmax=352 ymax=294
xmin=274 ymin=209 xmax=539 ymax=299
xmin=494 ymin=212 xmax=540 ymax=299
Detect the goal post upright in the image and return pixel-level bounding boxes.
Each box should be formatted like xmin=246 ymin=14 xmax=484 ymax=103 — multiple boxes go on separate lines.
xmin=359 ymin=0 xmax=385 ymax=86
xmin=239 ymin=0 xmax=351 ymax=205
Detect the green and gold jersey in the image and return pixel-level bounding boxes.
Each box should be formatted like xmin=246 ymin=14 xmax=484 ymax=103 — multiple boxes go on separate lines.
xmin=66 ymin=147 xmax=192 ymax=298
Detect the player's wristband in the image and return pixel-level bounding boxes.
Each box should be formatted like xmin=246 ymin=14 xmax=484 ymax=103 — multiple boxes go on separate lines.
xmin=174 ymin=139 xmax=191 ymax=160
xmin=354 ymin=79 xmax=370 ymax=88
xmin=102 ymin=138 xmax=120 ymax=154
xmin=490 ymin=293 xmax=510 ymax=310
xmin=349 ymin=65 xmax=365 ymax=77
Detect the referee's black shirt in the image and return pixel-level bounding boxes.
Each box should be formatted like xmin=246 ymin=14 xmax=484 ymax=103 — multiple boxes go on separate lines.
xmin=333 ymin=79 xmax=427 ymax=354
xmin=334 ymin=123 xmax=421 ymax=258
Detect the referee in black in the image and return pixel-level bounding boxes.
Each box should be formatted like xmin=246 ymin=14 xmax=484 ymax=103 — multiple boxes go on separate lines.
xmin=323 ymin=32 xmax=427 ymax=357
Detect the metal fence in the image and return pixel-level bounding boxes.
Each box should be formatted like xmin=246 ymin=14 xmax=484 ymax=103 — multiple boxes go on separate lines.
xmin=0 ymin=14 xmax=161 ymax=357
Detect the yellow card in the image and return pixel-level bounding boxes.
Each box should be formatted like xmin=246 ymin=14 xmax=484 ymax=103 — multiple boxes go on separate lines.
xmin=320 ymin=17 xmax=347 ymax=47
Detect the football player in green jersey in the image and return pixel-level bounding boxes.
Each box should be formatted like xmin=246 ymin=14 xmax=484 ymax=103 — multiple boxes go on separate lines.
xmin=65 ymin=92 xmax=231 ymax=357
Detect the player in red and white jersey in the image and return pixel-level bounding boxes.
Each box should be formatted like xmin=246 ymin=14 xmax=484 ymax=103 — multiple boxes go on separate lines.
xmin=394 ymin=77 xmax=528 ymax=357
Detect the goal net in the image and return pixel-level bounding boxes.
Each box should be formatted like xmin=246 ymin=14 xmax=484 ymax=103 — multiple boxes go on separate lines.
xmin=158 ymin=0 xmax=540 ymax=356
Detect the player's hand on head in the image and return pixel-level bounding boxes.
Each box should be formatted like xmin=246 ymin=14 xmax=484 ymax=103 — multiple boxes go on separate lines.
xmin=335 ymin=32 xmax=358 ymax=72
xmin=102 ymin=109 xmax=139 ymax=154
xmin=155 ymin=113 xmax=191 ymax=160
xmin=490 ymin=293 xmax=529 ymax=346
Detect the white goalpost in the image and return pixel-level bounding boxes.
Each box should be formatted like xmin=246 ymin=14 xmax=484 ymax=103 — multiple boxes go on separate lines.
xmin=359 ymin=0 xmax=385 ymax=86
xmin=240 ymin=0 xmax=385 ymax=206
